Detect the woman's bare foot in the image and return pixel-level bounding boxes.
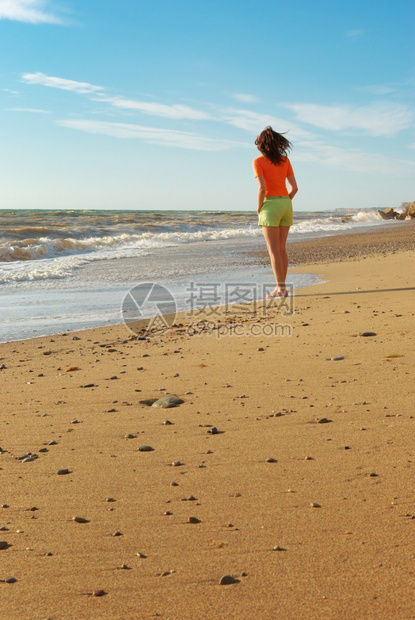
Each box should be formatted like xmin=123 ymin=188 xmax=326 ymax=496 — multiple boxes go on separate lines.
xmin=266 ymin=288 xmax=288 ymax=299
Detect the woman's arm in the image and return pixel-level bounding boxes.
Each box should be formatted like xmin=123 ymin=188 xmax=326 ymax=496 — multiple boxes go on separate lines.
xmin=256 ymin=175 xmax=266 ymax=214
xmin=287 ymin=175 xmax=298 ymax=200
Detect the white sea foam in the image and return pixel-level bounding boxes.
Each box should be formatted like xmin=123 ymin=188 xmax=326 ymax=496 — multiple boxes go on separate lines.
xmin=351 ymin=210 xmax=382 ymax=222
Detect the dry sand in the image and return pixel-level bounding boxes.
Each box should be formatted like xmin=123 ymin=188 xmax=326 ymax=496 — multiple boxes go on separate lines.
xmin=1 ymin=224 xmax=414 ymax=619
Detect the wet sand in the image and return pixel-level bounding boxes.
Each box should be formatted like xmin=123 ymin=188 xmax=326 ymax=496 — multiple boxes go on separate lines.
xmin=1 ymin=224 xmax=414 ymax=619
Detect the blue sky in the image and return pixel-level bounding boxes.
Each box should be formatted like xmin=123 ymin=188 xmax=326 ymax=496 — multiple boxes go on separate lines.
xmin=1 ymin=0 xmax=414 ymax=212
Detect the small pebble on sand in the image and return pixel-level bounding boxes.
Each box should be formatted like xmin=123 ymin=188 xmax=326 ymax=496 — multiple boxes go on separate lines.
xmin=310 ymin=502 xmax=321 ymax=508
xmin=73 ymin=516 xmax=89 ymax=523
xmin=266 ymin=457 xmax=277 ymax=463
xmin=57 ymin=469 xmax=70 ymax=475
xmin=138 ymin=445 xmax=154 ymax=452
xmin=219 ymin=575 xmax=238 ymax=585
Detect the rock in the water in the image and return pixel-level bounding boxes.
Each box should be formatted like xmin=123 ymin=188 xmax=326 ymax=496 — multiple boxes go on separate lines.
xmin=138 ymin=445 xmax=154 ymax=452
xmin=377 ymin=208 xmax=396 ymax=220
xmin=219 ymin=575 xmax=238 ymax=585
xmin=152 ymin=394 xmax=184 ymax=408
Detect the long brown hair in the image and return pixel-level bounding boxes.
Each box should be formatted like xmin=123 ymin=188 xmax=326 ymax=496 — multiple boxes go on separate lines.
xmin=255 ymin=126 xmax=292 ymax=165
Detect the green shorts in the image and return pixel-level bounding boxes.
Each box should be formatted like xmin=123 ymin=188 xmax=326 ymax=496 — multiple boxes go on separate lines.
xmin=258 ymin=196 xmax=293 ymax=227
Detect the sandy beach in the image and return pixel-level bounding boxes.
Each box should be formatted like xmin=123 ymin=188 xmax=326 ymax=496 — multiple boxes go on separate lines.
xmin=1 ymin=223 xmax=414 ymax=619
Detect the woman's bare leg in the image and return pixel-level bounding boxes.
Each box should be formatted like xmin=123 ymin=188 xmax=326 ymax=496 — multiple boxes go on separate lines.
xmin=262 ymin=226 xmax=290 ymax=294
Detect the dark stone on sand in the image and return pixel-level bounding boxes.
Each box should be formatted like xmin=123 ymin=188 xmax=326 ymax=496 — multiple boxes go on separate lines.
xmin=0 ymin=541 xmax=9 ymax=550
xmin=152 ymin=394 xmax=184 ymax=408
xmin=5 ymin=577 xmax=17 ymax=583
xmin=317 ymin=418 xmax=332 ymax=424
xmin=369 ymin=472 xmax=379 ymax=477
xmin=219 ymin=575 xmax=238 ymax=585
xmin=188 ymin=516 xmax=201 ymax=524
xmin=138 ymin=445 xmax=154 ymax=452
xmin=208 ymin=427 xmax=219 ymax=434
xmin=359 ymin=331 xmax=377 ymax=337
xmin=82 ymin=383 xmax=95 ymax=388
xmin=57 ymin=468 xmax=70 ymax=475
xmin=139 ymin=398 xmax=159 ymax=406
xmin=266 ymin=457 xmax=277 ymax=463
xmin=92 ymin=589 xmax=106 ymax=597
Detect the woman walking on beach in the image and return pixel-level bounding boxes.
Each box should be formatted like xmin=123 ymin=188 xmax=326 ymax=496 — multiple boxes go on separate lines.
xmin=253 ymin=126 xmax=298 ymax=298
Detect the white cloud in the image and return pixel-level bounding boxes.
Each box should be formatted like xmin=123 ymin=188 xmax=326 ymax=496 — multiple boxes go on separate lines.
xmin=355 ymin=84 xmax=396 ymax=96
xmin=230 ymin=93 xmax=259 ymax=104
xmin=296 ymin=140 xmax=415 ymax=177
xmin=225 ymin=109 xmax=313 ymax=141
xmin=7 ymin=107 xmax=50 ymax=113
xmin=56 ymin=119 xmax=248 ymax=151
xmin=0 ymin=0 xmax=62 ymax=24
xmin=285 ymin=102 xmax=414 ymax=137
xmin=22 ymin=72 xmax=103 ymax=95
xmin=99 ymin=96 xmax=213 ymax=121
xmin=346 ymin=29 xmax=365 ymax=37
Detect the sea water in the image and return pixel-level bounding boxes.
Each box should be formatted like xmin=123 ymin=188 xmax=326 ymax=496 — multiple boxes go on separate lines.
xmin=0 ymin=208 xmax=401 ymax=342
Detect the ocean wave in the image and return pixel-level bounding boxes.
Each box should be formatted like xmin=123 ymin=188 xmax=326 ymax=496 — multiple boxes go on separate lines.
xmin=351 ymin=210 xmax=382 ymax=222
xmin=0 ymin=227 xmax=262 ymax=263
